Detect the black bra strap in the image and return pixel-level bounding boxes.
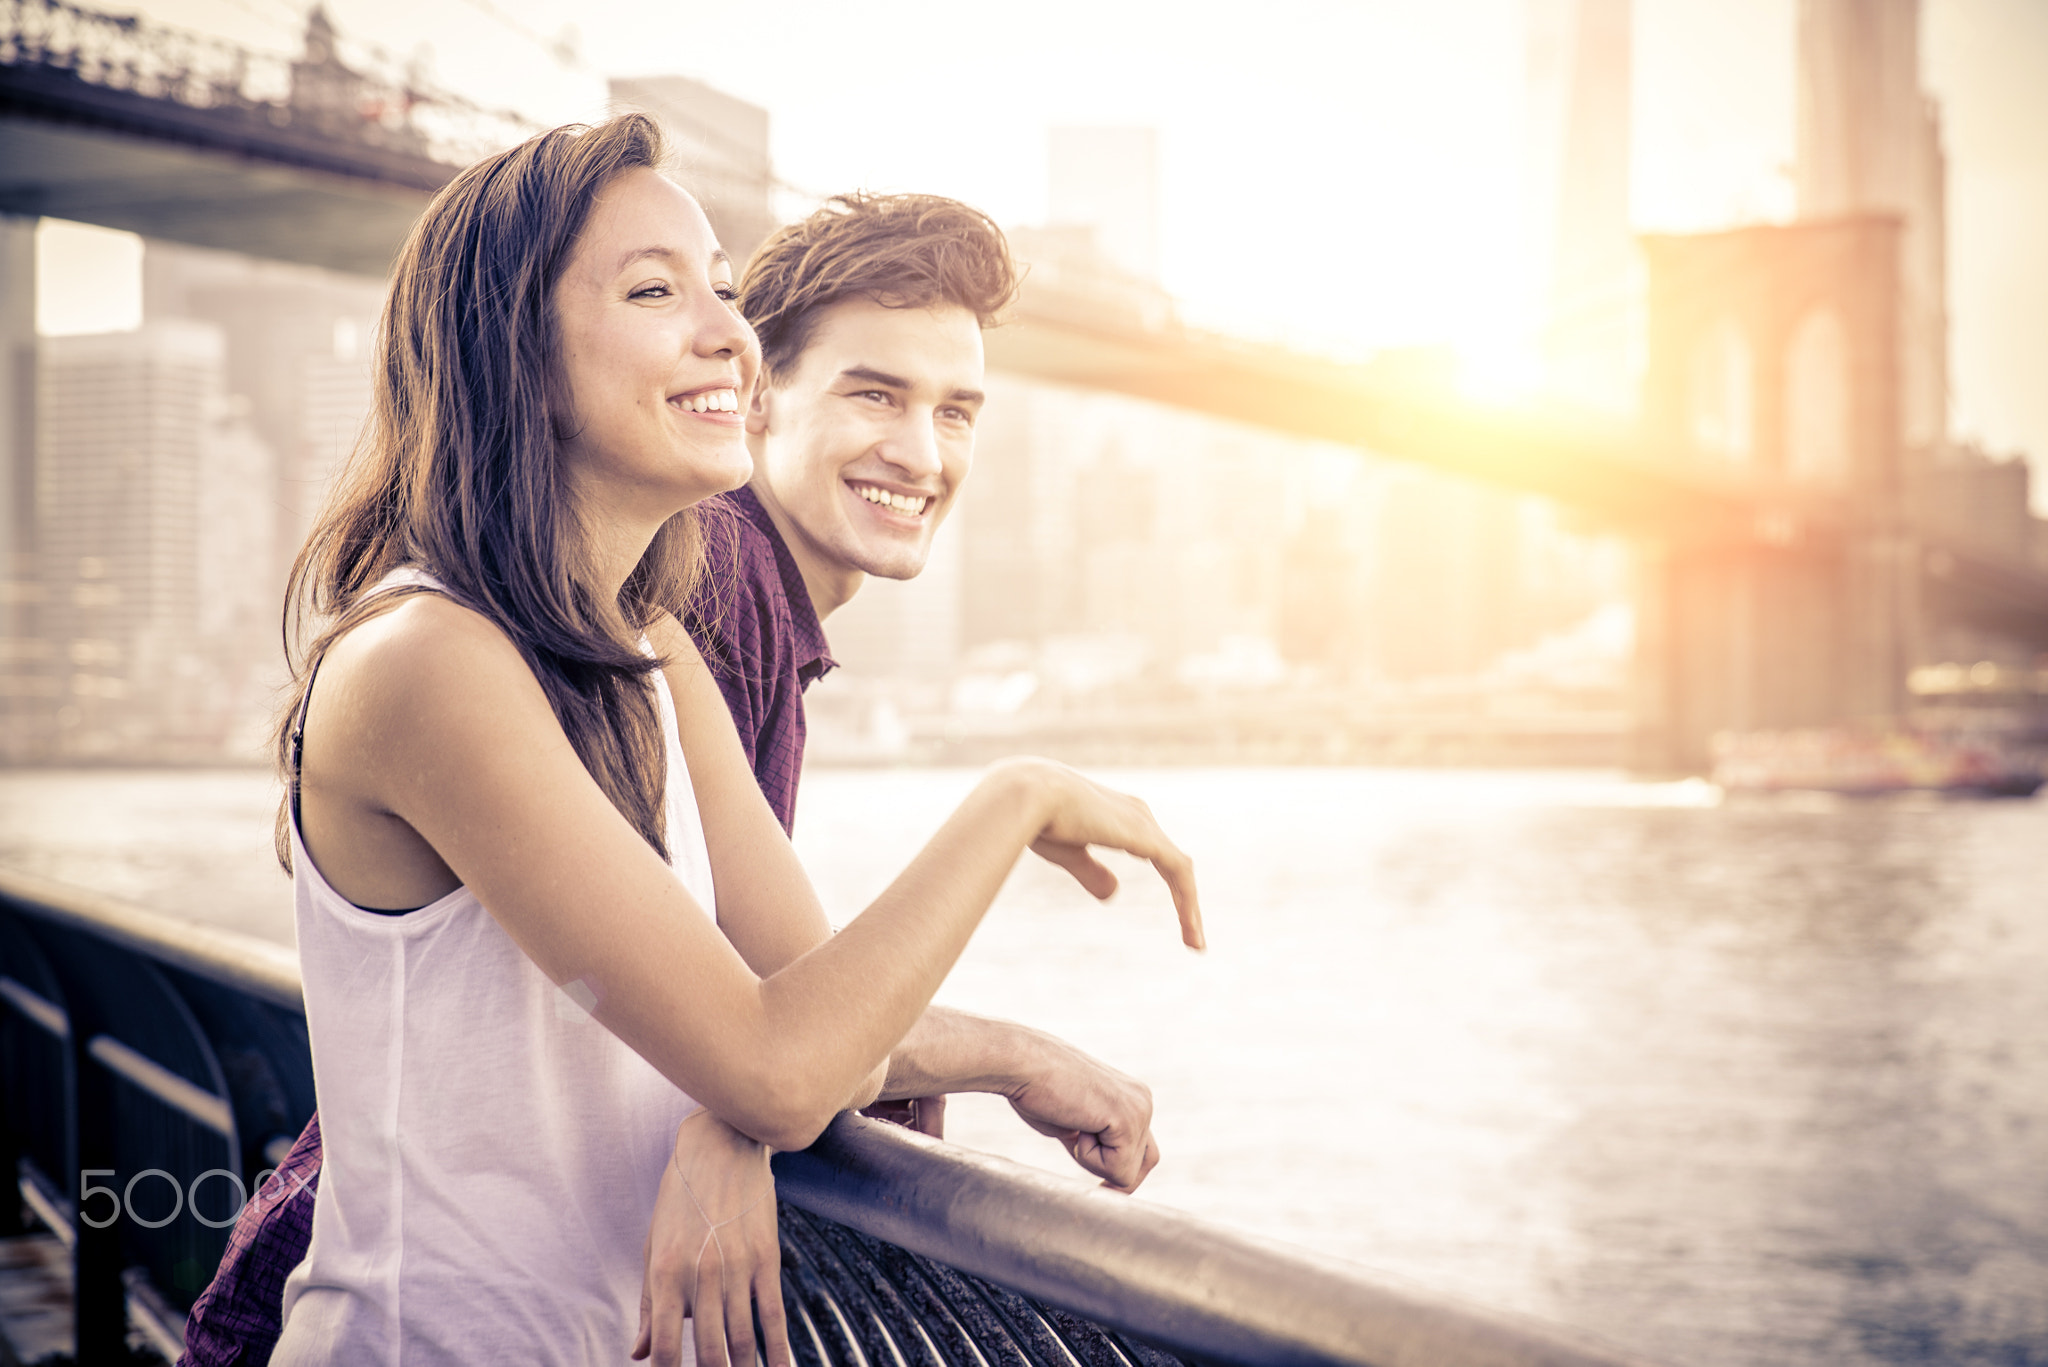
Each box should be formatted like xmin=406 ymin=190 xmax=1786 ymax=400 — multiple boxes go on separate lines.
xmin=288 ymin=657 xmax=324 ymax=828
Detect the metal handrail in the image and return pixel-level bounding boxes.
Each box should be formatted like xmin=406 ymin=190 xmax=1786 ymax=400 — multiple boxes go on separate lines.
xmin=779 ymin=1115 xmax=1655 ymax=1367
xmin=0 ymin=867 xmax=1666 ymax=1367
xmin=0 ymin=865 xmax=300 ymax=1011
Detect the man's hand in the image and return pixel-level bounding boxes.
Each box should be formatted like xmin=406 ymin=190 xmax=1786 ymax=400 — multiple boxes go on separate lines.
xmin=877 ymin=1007 xmax=1161 ymax=1192
xmin=999 ymin=1034 xmax=1159 ymax=1192
xmin=633 ymin=1109 xmax=791 ymax=1367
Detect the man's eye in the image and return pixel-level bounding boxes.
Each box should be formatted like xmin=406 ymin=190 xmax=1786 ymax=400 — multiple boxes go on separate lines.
xmin=941 ymin=406 xmax=975 ymax=424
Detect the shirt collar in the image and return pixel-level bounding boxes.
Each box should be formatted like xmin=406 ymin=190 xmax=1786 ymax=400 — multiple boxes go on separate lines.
xmin=730 ymin=484 xmax=837 ymax=686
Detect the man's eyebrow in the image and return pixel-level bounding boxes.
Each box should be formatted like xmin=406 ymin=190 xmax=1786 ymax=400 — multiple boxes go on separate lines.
xmin=838 ymin=365 xmax=912 ymax=389
xmin=614 ymin=245 xmax=731 ymax=273
xmin=837 ymin=367 xmax=985 ymax=406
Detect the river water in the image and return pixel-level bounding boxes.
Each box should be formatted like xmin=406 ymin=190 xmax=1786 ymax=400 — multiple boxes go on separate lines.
xmin=2 ymin=766 xmax=2044 ymax=1366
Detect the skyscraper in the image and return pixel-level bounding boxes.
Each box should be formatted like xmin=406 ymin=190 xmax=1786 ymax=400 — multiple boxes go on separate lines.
xmin=1797 ymin=0 xmax=1948 ymax=450
xmin=0 ymin=215 xmax=41 ymax=759
xmin=1525 ymin=0 xmax=1634 ymax=412
xmin=35 ymin=322 xmax=233 ymax=757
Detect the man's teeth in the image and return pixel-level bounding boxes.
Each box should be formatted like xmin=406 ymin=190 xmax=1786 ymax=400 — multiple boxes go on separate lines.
xmin=855 ymin=484 xmax=931 ymax=515
xmin=674 ymin=388 xmax=738 ymax=413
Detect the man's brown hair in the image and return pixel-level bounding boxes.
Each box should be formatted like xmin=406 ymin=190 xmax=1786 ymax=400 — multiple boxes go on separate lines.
xmin=738 ymin=192 xmax=1020 ymax=384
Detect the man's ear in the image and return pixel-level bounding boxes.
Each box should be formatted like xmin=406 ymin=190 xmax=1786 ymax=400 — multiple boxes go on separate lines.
xmin=744 ymin=378 xmax=774 ymax=436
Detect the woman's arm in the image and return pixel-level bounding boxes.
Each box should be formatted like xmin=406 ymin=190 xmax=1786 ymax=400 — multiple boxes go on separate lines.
xmin=307 ymin=596 xmax=1200 ymax=1153
xmin=656 ymin=619 xmax=1166 ymax=1189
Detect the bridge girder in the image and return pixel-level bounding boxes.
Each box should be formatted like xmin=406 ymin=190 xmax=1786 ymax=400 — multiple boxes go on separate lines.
xmin=1 ymin=65 xmax=441 ymax=277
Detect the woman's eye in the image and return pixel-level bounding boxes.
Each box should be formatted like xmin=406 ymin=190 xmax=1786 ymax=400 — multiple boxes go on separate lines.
xmin=714 ymin=285 xmax=739 ymax=302
xmin=629 ymin=282 xmax=672 ymax=300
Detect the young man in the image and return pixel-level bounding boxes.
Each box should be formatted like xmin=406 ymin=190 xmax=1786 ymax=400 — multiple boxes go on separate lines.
xmin=182 ymin=193 xmax=1159 ymax=1365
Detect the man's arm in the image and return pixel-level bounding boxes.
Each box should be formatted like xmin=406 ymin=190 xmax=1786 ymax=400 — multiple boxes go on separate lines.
xmin=874 ymin=1005 xmax=1161 ymax=1193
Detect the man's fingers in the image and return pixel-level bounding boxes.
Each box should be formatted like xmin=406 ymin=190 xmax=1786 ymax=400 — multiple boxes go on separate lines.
xmin=912 ymin=1094 xmax=947 ymax=1138
xmin=1098 ymin=1128 xmax=1146 ymax=1192
xmin=1137 ymin=1133 xmax=1162 ymax=1187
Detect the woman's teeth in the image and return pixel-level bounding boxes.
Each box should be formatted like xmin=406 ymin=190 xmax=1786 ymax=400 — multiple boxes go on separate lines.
xmin=674 ymin=389 xmax=739 ymax=413
xmin=855 ymin=484 xmax=931 ymax=515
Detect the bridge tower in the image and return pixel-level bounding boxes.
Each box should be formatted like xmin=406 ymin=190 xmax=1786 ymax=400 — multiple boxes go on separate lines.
xmin=1631 ymin=216 xmax=1919 ymax=772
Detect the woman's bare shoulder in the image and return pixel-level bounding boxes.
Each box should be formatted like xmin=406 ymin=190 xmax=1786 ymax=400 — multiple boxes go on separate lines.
xmin=317 ymin=593 xmax=552 ymax=747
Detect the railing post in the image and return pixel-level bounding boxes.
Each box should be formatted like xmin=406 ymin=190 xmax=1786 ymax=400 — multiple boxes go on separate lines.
xmin=0 ymin=1090 xmax=23 ymax=1237
xmin=71 ymin=1026 xmax=126 ymax=1361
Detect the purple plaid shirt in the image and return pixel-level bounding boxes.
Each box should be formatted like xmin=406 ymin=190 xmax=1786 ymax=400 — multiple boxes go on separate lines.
xmin=178 ymin=486 xmax=834 ymax=1365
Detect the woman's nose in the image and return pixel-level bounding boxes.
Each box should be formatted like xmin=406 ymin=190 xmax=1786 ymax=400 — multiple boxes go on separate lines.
xmin=692 ymin=289 xmax=755 ymax=360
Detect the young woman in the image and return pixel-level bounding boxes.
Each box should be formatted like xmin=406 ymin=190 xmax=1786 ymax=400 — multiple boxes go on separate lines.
xmin=266 ymin=115 xmax=1201 ymax=1367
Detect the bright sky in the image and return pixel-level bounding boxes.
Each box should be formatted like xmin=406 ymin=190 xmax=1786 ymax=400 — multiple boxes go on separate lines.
xmin=51 ymin=0 xmax=2048 ymax=479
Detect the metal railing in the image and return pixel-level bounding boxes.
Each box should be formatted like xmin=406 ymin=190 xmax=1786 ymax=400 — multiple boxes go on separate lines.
xmin=0 ymin=865 xmax=1663 ymax=1367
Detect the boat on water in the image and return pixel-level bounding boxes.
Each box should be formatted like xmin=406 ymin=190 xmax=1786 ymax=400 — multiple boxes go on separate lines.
xmin=1711 ymin=726 xmax=2046 ymax=797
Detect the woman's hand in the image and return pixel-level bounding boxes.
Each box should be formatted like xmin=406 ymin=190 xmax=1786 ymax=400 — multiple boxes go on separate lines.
xmin=633 ymin=1109 xmax=790 ymax=1367
xmin=997 ymin=758 xmax=1205 ymax=951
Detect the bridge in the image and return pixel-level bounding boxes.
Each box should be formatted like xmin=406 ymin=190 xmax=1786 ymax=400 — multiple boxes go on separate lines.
xmin=4 ymin=0 xmax=2046 ymax=772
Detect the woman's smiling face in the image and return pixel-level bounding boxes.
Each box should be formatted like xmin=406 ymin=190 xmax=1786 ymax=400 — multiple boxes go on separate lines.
xmin=551 ymin=167 xmax=759 ymax=532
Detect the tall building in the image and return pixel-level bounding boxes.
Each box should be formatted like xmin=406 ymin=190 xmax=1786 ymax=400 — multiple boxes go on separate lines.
xmin=0 ymin=215 xmax=42 ymax=759
xmin=1047 ymin=127 xmax=1162 ymax=283
xmin=1797 ymin=0 xmax=1948 ymax=450
xmin=35 ymin=323 xmax=244 ymax=758
xmin=610 ymin=76 xmax=776 ymax=266
xmin=143 ymin=239 xmax=384 ymax=594
xmin=1525 ymin=0 xmax=1635 ymax=412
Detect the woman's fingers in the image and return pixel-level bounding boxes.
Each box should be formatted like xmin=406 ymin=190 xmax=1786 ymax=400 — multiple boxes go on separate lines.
xmin=690 ymin=1245 xmax=727 ymax=1367
xmin=648 ymin=1250 xmax=692 ymax=1367
xmin=723 ymin=1263 xmax=757 ymax=1367
xmin=1028 ymin=765 xmax=1204 ymax=950
xmin=1152 ymin=845 xmax=1204 ymax=950
xmin=756 ymin=1262 xmax=794 ymax=1367
xmin=632 ymin=1230 xmax=656 ymax=1360
xmin=1030 ymin=838 xmax=1119 ymax=899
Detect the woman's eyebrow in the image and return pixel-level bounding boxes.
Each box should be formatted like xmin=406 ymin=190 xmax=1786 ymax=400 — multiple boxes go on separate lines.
xmin=612 ymin=245 xmax=732 ymax=273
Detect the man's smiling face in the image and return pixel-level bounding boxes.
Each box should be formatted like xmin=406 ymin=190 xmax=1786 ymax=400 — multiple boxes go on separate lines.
xmin=746 ymin=297 xmax=984 ymax=612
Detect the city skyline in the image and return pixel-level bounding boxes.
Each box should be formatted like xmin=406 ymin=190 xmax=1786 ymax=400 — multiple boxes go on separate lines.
xmin=4 ymin=0 xmax=2043 ymax=766
xmin=62 ymin=0 xmax=2048 ymax=501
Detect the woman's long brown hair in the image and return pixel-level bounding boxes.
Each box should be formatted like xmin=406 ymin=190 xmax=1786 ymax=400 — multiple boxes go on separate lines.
xmin=274 ymin=114 xmax=702 ymax=871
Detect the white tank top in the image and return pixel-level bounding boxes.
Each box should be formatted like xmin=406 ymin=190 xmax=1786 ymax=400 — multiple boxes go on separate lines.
xmin=274 ymin=568 xmax=714 ymax=1366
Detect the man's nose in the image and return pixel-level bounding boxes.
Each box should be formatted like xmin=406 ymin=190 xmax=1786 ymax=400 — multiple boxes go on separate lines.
xmin=880 ymin=411 xmax=944 ymax=480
